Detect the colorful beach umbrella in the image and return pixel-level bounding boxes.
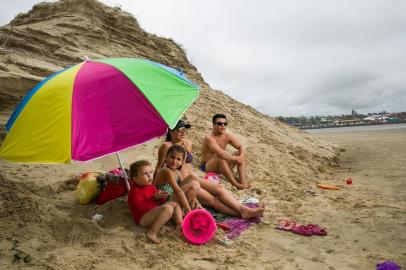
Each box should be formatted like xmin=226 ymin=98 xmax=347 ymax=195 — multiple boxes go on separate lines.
xmin=0 ymin=58 xmax=199 ymax=164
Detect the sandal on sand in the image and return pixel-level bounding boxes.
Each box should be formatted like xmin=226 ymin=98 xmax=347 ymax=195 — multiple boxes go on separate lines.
xmin=215 ymin=230 xmax=231 ymax=246
xmin=291 ymin=224 xmax=313 ymax=236
xmin=306 ymin=224 xmax=327 ymax=236
xmin=276 ymin=220 xmax=296 ymax=231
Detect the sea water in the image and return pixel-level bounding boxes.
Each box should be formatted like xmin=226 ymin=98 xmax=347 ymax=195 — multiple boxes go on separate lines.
xmin=305 ymin=123 xmax=406 ymax=134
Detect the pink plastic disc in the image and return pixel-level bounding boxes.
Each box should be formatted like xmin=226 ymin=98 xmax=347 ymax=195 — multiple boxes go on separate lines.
xmin=182 ymin=209 xmax=216 ymax=245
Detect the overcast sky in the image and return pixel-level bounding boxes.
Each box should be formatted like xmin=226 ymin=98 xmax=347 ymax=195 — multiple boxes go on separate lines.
xmin=2 ymin=1 xmax=406 ymax=116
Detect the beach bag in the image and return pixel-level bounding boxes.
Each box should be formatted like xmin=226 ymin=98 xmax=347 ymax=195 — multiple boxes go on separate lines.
xmin=204 ymin=172 xmax=220 ymax=184
xmin=96 ymin=168 xmax=129 ymax=205
xmin=75 ymin=172 xmax=102 ymax=205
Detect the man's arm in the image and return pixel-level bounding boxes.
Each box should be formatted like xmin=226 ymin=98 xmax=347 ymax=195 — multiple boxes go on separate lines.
xmin=228 ymin=133 xmax=246 ymax=158
xmin=204 ymin=135 xmax=238 ymax=162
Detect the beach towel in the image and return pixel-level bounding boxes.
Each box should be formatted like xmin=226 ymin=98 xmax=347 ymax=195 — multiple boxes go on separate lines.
xmin=205 ymin=201 xmax=261 ymax=240
xmin=222 ymin=203 xmax=262 ymax=239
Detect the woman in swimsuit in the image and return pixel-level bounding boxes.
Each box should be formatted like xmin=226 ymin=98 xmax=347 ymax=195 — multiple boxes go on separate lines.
xmin=153 ymin=119 xmax=194 ymax=181
xmin=155 ymin=120 xmax=264 ymax=220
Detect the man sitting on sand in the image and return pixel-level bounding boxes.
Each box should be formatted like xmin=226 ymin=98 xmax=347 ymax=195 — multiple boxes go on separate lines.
xmin=200 ymin=114 xmax=250 ymax=190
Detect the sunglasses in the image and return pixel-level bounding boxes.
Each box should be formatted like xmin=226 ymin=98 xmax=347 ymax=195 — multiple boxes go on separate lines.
xmin=176 ymin=127 xmax=189 ymax=132
xmin=215 ymin=122 xmax=228 ymax=126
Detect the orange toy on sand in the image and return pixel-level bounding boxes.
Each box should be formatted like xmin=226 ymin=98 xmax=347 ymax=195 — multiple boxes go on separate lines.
xmin=316 ymin=183 xmax=340 ymax=190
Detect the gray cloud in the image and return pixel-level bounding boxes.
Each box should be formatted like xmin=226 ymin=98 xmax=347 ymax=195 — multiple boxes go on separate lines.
xmin=0 ymin=1 xmax=42 ymax=23
xmin=1 ymin=0 xmax=405 ymax=116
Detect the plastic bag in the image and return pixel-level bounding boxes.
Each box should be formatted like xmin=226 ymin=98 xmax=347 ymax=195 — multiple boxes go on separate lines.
xmin=75 ymin=172 xmax=102 ymax=205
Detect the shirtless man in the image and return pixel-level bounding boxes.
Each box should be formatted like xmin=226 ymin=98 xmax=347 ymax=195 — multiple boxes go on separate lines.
xmin=200 ymin=114 xmax=250 ymax=190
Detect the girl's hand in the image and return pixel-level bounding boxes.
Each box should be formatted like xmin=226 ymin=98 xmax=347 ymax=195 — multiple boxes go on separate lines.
xmin=153 ymin=191 xmax=169 ymax=200
xmin=191 ymin=199 xmax=203 ymax=209
xmin=184 ymin=206 xmax=192 ymax=214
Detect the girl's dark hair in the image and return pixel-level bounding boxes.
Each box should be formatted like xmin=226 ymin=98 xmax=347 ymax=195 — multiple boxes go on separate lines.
xmin=167 ymin=144 xmax=186 ymax=159
xmin=165 ymin=130 xmax=172 ymax=142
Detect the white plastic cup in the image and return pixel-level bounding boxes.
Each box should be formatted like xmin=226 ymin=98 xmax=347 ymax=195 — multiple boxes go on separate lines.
xmin=92 ymin=213 xmax=104 ymax=222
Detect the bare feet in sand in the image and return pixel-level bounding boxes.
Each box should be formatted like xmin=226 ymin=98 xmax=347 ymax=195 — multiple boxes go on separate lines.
xmin=236 ymin=183 xmax=251 ymax=190
xmin=146 ymin=232 xmax=161 ymax=244
xmin=240 ymin=205 xmax=265 ymax=220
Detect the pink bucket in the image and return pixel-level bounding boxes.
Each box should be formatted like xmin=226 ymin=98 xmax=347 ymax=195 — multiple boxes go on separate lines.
xmin=182 ymin=209 xmax=216 ymax=245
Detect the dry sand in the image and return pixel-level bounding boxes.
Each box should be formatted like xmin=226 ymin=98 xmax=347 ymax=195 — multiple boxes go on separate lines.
xmin=1 ymin=126 xmax=405 ymax=270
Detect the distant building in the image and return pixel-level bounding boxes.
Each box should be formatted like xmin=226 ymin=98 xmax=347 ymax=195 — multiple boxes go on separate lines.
xmin=388 ymin=117 xmax=400 ymax=123
xmin=363 ymin=116 xmax=377 ymax=121
xmin=334 ymin=118 xmax=364 ymax=125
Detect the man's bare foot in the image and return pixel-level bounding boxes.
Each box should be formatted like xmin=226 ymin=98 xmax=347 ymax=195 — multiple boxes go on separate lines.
xmin=236 ymin=183 xmax=251 ymax=190
xmin=146 ymin=232 xmax=161 ymax=244
xmin=240 ymin=205 xmax=265 ymax=220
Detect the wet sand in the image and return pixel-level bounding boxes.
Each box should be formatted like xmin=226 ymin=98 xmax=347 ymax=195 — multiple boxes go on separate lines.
xmin=304 ymin=128 xmax=406 ymax=269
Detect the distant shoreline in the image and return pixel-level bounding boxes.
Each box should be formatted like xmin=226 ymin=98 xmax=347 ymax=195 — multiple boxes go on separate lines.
xmin=305 ymin=122 xmax=406 ymax=134
xmin=300 ymin=121 xmax=406 ymax=130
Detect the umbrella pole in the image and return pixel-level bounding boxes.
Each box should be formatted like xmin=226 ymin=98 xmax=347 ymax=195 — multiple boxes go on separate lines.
xmin=116 ymin=153 xmax=131 ymax=191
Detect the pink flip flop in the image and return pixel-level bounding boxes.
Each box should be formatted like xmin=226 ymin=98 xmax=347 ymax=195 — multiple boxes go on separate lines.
xmin=276 ymin=220 xmax=296 ymax=231
xmin=306 ymin=224 xmax=327 ymax=236
xmin=291 ymin=224 xmax=313 ymax=236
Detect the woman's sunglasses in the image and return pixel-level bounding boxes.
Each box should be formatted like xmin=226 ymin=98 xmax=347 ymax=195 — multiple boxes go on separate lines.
xmin=175 ymin=127 xmax=189 ymax=132
xmin=215 ymin=122 xmax=228 ymax=126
